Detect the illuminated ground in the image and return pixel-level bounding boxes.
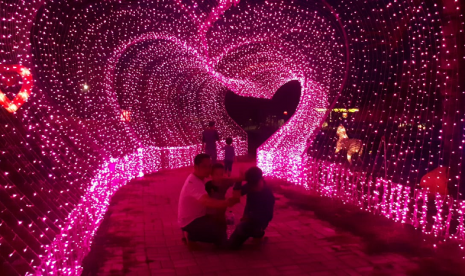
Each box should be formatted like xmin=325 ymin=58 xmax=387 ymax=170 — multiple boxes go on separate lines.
xmin=81 ymin=162 xmax=417 ymax=276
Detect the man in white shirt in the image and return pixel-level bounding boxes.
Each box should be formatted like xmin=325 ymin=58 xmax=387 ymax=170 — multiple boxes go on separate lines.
xmin=178 ymin=153 xmax=238 ymax=246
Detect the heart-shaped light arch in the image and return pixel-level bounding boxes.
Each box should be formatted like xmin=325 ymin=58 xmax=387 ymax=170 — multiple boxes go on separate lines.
xmin=1 ymin=1 xmax=349 ymax=275
xmin=0 ymin=0 xmax=463 ymax=275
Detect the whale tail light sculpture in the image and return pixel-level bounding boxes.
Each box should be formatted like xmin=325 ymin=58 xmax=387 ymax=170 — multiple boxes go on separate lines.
xmin=335 ymin=125 xmax=363 ymax=164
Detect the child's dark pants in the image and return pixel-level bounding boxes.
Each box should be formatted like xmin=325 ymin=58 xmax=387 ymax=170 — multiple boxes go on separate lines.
xmin=182 ymin=215 xmax=227 ymax=246
xmin=228 ymin=220 xmax=266 ymax=249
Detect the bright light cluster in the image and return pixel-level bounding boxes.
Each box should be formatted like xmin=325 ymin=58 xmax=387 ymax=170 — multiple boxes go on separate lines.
xmin=0 ymin=0 xmax=346 ymax=275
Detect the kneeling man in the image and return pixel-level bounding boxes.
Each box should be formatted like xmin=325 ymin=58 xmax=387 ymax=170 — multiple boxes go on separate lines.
xmin=178 ymin=153 xmax=238 ymax=246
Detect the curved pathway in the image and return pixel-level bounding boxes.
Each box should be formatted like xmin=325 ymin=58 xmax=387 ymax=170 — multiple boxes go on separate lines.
xmin=82 ymin=163 xmax=416 ymax=276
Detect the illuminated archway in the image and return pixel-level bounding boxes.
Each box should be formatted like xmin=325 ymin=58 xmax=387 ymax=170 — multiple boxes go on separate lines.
xmin=1 ymin=0 xmax=463 ymax=275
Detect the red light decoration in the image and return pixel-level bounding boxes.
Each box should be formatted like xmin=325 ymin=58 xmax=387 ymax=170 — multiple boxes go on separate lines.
xmin=0 ymin=65 xmax=33 ymax=113
xmin=0 ymin=0 xmax=463 ymax=275
xmin=420 ymin=167 xmax=448 ymax=196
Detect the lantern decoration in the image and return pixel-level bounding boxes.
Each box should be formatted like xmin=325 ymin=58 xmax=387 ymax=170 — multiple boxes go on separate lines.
xmin=120 ymin=110 xmax=131 ymax=122
xmin=420 ymin=167 xmax=448 ymax=196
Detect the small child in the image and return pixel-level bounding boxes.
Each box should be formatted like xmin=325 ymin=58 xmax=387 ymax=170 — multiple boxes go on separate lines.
xmin=223 ymin=137 xmax=235 ymax=177
xmin=205 ymin=163 xmax=233 ymax=224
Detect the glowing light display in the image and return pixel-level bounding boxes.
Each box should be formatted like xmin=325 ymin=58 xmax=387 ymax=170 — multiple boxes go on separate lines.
xmin=258 ymin=0 xmax=465 ymax=259
xmin=120 ymin=110 xmax=131 ymax=122
xmin=0 ymin=0 xmax=464 ymax=275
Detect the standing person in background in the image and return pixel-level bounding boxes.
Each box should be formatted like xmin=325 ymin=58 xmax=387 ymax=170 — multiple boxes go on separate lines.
xmin=202 ymin=121 xmax=220 ymax=163
xmin=223 ymin=137 xmax=235 ymax=177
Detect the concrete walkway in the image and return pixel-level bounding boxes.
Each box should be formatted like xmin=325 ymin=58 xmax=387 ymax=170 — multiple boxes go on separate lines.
xmin=84 ymin=163 xmax=417 ymax=276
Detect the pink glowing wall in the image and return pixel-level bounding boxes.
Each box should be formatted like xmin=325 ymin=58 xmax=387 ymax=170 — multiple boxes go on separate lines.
xmin=0 ymin=0 xmax=345 ymax=274
xmin=257 ymin=0 xmax=465 ymax=257
xmin=0 ymin=0 xmax=464 ymax=275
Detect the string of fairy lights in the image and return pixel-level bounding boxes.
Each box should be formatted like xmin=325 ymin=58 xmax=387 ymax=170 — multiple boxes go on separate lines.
xmin=298 ymin=0 xmax=465 ymax=253
xmin=0 ymin=0 xmax=463 ymax=275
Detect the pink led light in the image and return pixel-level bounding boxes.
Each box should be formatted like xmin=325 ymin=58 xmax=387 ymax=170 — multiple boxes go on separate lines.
xmin=0 ymin=0 xmax=464 ymax=275
xmin=34 ymin=145 xmax=208 ymax=275
xmin=257 ymin=0 xmax=464 ymax=252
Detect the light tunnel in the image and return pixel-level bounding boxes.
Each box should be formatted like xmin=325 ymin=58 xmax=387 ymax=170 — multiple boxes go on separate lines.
xmin=0 ymin=0 xmax=464 ymax=275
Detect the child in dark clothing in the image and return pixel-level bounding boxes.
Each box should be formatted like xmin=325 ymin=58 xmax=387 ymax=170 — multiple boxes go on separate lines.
xmin=205 ymin=164 xmax=231 ymax=224
xmin=229 ymin=166 xmax=275 ymax=249
xmin=223 ymin=137 xmax=235 ymax=177
xmin=205 ymin=163 xmax=243 ymax=224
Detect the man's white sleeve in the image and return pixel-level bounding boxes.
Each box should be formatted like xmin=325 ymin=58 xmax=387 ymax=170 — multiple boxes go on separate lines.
xmin=188 ymin=181 xmax=207 ymax=200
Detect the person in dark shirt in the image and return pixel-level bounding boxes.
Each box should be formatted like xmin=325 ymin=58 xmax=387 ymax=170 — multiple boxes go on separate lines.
xmin=205 ymin=163 xmax=232 ymax=224
xmin=178 ymin=154 xmax=238 ymax=248
xmin=223 ymin=137 xmax=236 ymax=177
xmin=205 ymin=163 xmax=245 ymax=223
xmin=202 ymin=121 xmax=220 ymax=163
xmin=229 ymin=166 xmax=275 ymax=249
